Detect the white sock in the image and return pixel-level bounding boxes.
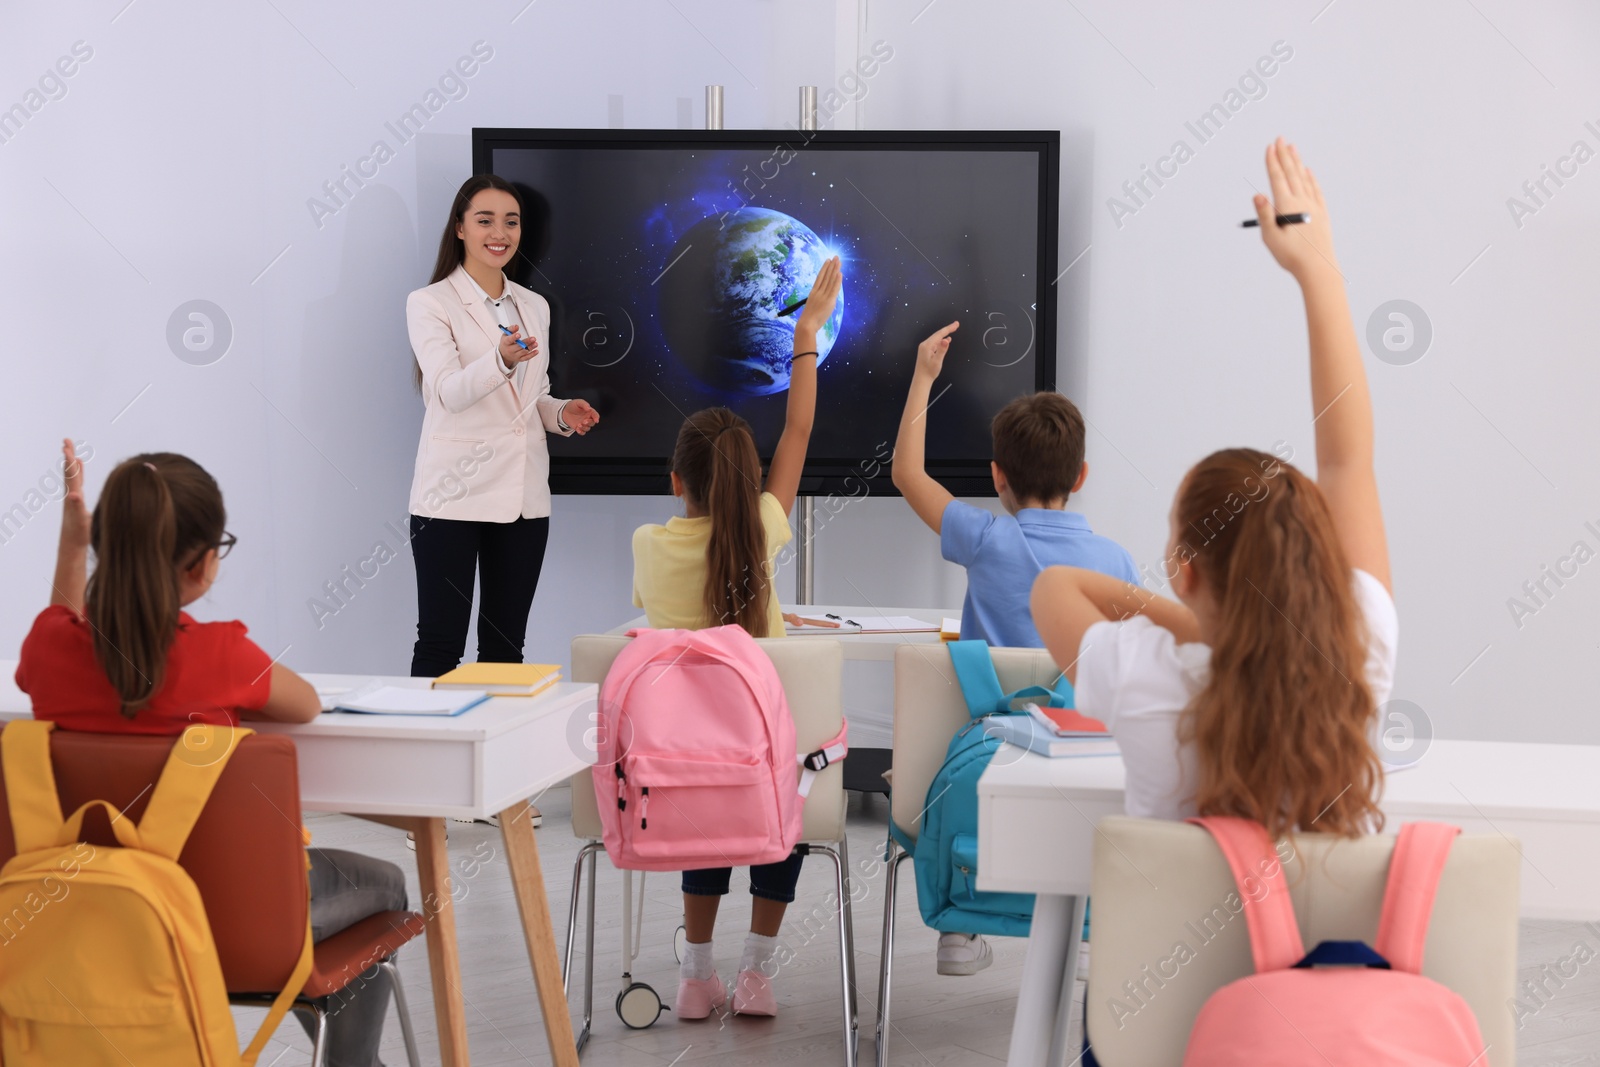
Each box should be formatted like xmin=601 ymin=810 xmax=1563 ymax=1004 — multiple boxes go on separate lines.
xmin=680 ymin=938 xmax=715 ymax=982
xmin=740 ymin=932 xmax=780 ymax=977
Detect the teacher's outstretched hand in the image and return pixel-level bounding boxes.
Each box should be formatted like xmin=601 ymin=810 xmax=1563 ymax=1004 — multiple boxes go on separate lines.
xmin=559 ymin=398 xmax=600 ymax=435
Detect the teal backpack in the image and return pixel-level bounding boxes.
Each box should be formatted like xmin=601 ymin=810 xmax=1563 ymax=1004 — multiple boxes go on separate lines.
xmin=892 ymin=640 xmax=1073 ymax=937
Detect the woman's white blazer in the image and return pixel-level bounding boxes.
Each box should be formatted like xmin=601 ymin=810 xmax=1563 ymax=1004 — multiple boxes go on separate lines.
xmin=406 ymin=265 xmax=572 ymax=521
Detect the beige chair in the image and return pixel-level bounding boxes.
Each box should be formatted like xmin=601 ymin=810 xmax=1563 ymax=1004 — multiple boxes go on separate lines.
xmin=1087 ymin=815 xmax=1521 ymax=1065
xmin=877 ymin=643 xmax=1062 ymax=1067
xmin=563 ymin=634 xmax=858 ymax=1065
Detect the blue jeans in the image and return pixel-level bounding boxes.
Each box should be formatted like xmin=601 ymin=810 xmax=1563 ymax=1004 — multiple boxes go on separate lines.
xmin=297 ymin=848 xmax=409 ymax=1067
xmin=682 ymin=851 xmax=805 ymax=903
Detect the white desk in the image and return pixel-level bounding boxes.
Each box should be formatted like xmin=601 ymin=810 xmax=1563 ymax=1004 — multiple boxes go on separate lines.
xmin=606 ymin=603 xmax=953 ymax=660
xmin=609 ymin=604 xmax=955 ymax=753
xmin=0 ymin=664 xmax=596 ymax=1067
xmin=977 ymin=740 xmax=1600 ymax=1067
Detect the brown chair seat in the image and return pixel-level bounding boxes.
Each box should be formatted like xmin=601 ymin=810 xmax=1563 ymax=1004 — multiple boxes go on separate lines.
xmin=301 ymin=910 xmax=427 ymax=999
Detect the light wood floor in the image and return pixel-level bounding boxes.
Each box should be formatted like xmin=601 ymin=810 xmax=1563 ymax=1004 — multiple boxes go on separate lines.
xmin=233 ymin=785 xmax=1600 ymax=1066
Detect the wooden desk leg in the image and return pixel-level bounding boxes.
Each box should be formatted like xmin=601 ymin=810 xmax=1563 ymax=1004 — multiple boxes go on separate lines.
xmin=412 ymin=816 xmax=473 ymax=1067
xmin=499 ymin=798 xmax=580 ymax=1067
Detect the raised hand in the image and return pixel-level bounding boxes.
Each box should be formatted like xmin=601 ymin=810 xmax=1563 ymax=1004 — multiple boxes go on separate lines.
xmin=60 ymin=438 xmax=90 ymax=552
xmin=914 ymin=321 xmax=960 ymax=381
xmin=795 ymin=257 xmax=843 ymax=338
xmin=1254 ymin=138 xmax=1339 ymax=284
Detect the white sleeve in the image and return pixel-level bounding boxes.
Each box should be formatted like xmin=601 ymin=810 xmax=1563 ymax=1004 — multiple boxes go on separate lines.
xmin=1075 ymin=616 xmax=1195 ymax=730
xmin=1074 ymin=619 xmax=1130 ymax=726
xmin=1352 ymin=569 xmax=1399 ymax=707
xmin=407 ymin=289 xmax=508 ymax=414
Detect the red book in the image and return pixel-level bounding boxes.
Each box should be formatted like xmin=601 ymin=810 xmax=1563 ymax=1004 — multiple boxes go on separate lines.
xmin=1026 ymin=703 xmax=1109 ymax=737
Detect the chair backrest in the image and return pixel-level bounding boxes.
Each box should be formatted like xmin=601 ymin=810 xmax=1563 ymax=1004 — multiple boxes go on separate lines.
xmin=890 ymin=643 xmax=1061 ymax=845
xmin=569 ymin=634 xmax=846 ymax=844
xmin=1087 ymin=815 xmax=1520 ymax=1066
xmin=0 ymin=729 xmax=311 ymax=994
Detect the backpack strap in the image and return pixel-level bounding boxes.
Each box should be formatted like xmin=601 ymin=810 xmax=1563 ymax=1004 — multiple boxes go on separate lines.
xmin=137 ymin=725 xmax=253 ymax=862
xmin=4 ymin=722 xmax=251 ymax=861
xmin=1374 ymin=822 xmax=1460 ymax=975
xmin=797 ymin=721 xmax=848 ymax=798
xmin=3 ymin=720 xmax=66 ymax=854
xmin=1190 ymin=816 xmax=1305 ymax=973
xmin=241 ymin=922 xmax=315 ymax=1067
xmin=946 ymin=641 xmax=1073 ymax=717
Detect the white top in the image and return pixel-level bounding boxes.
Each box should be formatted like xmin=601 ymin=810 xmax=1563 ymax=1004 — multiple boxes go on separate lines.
xmin=405 ymin=265 xmax=573 ymax=521
xmin=1074 ymin=569 xmax=1399 ymax=821
xmin=463 ymin=269 xmax=529 ymax=392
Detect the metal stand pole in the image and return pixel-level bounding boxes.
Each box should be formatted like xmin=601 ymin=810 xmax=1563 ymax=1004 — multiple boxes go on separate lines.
xmin=796 ymin=497 xmax=816 ymax=605
xmin=705 ymin=85 xmax=723 ymax=130
xmin=794 ymin=86 xmax=819 ymax=608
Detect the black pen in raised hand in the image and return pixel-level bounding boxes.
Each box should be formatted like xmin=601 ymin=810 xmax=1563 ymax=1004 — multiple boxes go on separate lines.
xmin=1240 ymin=212 xmax=1311 ymax=229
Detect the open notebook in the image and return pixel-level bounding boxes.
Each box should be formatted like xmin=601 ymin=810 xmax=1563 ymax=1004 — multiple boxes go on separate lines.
xmin=328 ymin=684 xmax=489 ymax=716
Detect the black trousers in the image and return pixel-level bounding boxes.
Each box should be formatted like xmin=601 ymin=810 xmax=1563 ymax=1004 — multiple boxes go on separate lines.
xmin=409 ymin=513 xmax=550 ymax=677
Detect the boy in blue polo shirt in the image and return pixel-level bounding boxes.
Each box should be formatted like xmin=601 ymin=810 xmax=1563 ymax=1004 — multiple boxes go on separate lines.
xmin=891 ymin=320 xmax=1134 ymax=975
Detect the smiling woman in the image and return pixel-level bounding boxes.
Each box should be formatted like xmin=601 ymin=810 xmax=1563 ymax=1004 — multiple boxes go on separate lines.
xmin=404 ymin=174 xmax=601 ymax=677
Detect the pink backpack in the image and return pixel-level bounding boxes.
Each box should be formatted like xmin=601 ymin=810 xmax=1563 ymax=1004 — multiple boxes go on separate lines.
xmin=591 ymin=626 xmax=847 ymax=872
xmin=1183 ymin=817 xmax=1489 ymax=1067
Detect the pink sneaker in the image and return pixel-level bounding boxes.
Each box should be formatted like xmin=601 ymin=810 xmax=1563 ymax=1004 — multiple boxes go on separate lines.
xmin=732 ymin=968 xmax=777 ymax=1017
xmin=675 ymin=973 xmax=727 ymax=1020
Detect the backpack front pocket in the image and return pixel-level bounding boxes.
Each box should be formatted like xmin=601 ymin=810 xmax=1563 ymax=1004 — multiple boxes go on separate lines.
xmin=620 ymin=752 xmax=773 ymax=861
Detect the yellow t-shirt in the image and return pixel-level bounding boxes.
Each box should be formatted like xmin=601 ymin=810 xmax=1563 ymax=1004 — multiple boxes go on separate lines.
xmin=632 ymin=492 xmax=793 ymax=638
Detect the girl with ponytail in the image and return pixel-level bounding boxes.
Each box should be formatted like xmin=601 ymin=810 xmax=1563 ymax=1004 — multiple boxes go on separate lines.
xmin=19 ymin=441 xmax=320 ymax=729
xmin=1030 ymin=140 xmax=1397 ymax=840
xmin=630 ymin=256 xmax=841 ymax=1021
xmin=17 ymin=442 xmax=408 ymax=1064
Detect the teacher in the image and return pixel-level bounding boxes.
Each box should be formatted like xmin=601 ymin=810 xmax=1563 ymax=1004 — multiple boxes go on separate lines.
xmin=406 ymin=174 xmax=599 ymax=677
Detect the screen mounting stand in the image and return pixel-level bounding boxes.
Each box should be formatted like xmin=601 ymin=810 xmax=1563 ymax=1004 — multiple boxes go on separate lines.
xmin=794 ymin=86 xmax=819 ymax=607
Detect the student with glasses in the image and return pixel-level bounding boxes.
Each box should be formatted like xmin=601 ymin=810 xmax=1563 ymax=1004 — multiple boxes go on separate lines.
xmin=15 ymin=442 xmax=409 ymax=1067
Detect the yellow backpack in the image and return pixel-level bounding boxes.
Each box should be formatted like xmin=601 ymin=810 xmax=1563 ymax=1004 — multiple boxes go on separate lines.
xmin=0 ymin=720 xmax=313 ymax=1066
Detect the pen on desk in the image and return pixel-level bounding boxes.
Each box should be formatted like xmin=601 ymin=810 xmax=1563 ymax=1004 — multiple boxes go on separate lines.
xmin=498 ymin=324 xmax=529 ymax=350
xmin=777 ymin=296 xmax=809 ymax=317
xmin=1240 ymin=212 xmax=1311 ymax=229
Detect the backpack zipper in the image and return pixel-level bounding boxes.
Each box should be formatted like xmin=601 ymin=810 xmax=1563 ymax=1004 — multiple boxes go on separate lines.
xmin=640 ymin=787 xmax=650 ymax=830
xmin=615 ymin=763 xmax=628 ymax=811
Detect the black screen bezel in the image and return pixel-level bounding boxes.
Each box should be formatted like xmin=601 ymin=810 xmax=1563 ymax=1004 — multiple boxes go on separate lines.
xmin=472 ymin=127 xmax=1061 ymax=497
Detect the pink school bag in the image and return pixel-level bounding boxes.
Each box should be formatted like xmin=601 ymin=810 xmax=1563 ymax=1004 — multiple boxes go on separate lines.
xmin=591 ymin=625 xmax=847 ymax=872
xmin=1183 ymin=817 xmax=1489 ymax=1067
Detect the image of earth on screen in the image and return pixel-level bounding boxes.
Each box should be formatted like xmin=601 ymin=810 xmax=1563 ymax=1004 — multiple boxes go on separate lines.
xmin=488 ymin=144 xmax=1044 ymax=471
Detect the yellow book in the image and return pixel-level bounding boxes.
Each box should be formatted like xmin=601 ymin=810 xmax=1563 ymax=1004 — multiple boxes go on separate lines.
xmin=432 ymin=662 xmax=562 ymax=696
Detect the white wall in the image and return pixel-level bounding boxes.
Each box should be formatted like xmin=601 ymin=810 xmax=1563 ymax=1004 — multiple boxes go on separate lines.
xmin=3 ymin=1 xmax=1595 ymax=746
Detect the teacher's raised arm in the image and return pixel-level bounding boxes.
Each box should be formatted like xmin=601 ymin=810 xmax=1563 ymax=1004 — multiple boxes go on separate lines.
xmin=404 ymin=174 xmax=599 ymax=678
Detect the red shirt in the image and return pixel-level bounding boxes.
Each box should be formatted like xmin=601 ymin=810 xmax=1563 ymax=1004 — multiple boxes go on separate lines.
xmin=16 ymin=605 xmax=274 ymax=735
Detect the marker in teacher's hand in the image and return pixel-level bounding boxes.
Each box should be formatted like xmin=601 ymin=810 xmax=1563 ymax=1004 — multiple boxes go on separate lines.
xmin=498 ymin=324 xmax=529 ymax=350
xmin=777 ymin=297 xmax=809 ymax=317
xmin=1241 ymin=212 xmax=1312 ymax=229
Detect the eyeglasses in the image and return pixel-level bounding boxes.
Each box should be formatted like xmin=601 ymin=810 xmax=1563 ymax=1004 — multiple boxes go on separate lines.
xmin=216 ymin=532 xmax=237 ymax=560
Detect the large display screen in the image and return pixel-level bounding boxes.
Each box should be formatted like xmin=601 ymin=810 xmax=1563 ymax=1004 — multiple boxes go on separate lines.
xmin=473 ymin=129 xmax=1059 ymax=495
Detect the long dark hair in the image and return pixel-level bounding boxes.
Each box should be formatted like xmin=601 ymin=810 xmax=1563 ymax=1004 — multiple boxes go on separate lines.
xmin=85 ymin=454 xmax=226 ymax=716
xmin=415 ymin=173 xmax=526 ymax=390
xmin=672 ymin=408 xmax=769 ymax=635
xmin=1173 ymin=448 xmax=1381 ymax=838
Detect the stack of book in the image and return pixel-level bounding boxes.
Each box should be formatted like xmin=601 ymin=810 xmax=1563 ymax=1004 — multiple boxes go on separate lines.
xmin=986 ymin=703 xmax=1119 ymax=758
xmin=432 ymin=662 xmax=562 ymax=697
